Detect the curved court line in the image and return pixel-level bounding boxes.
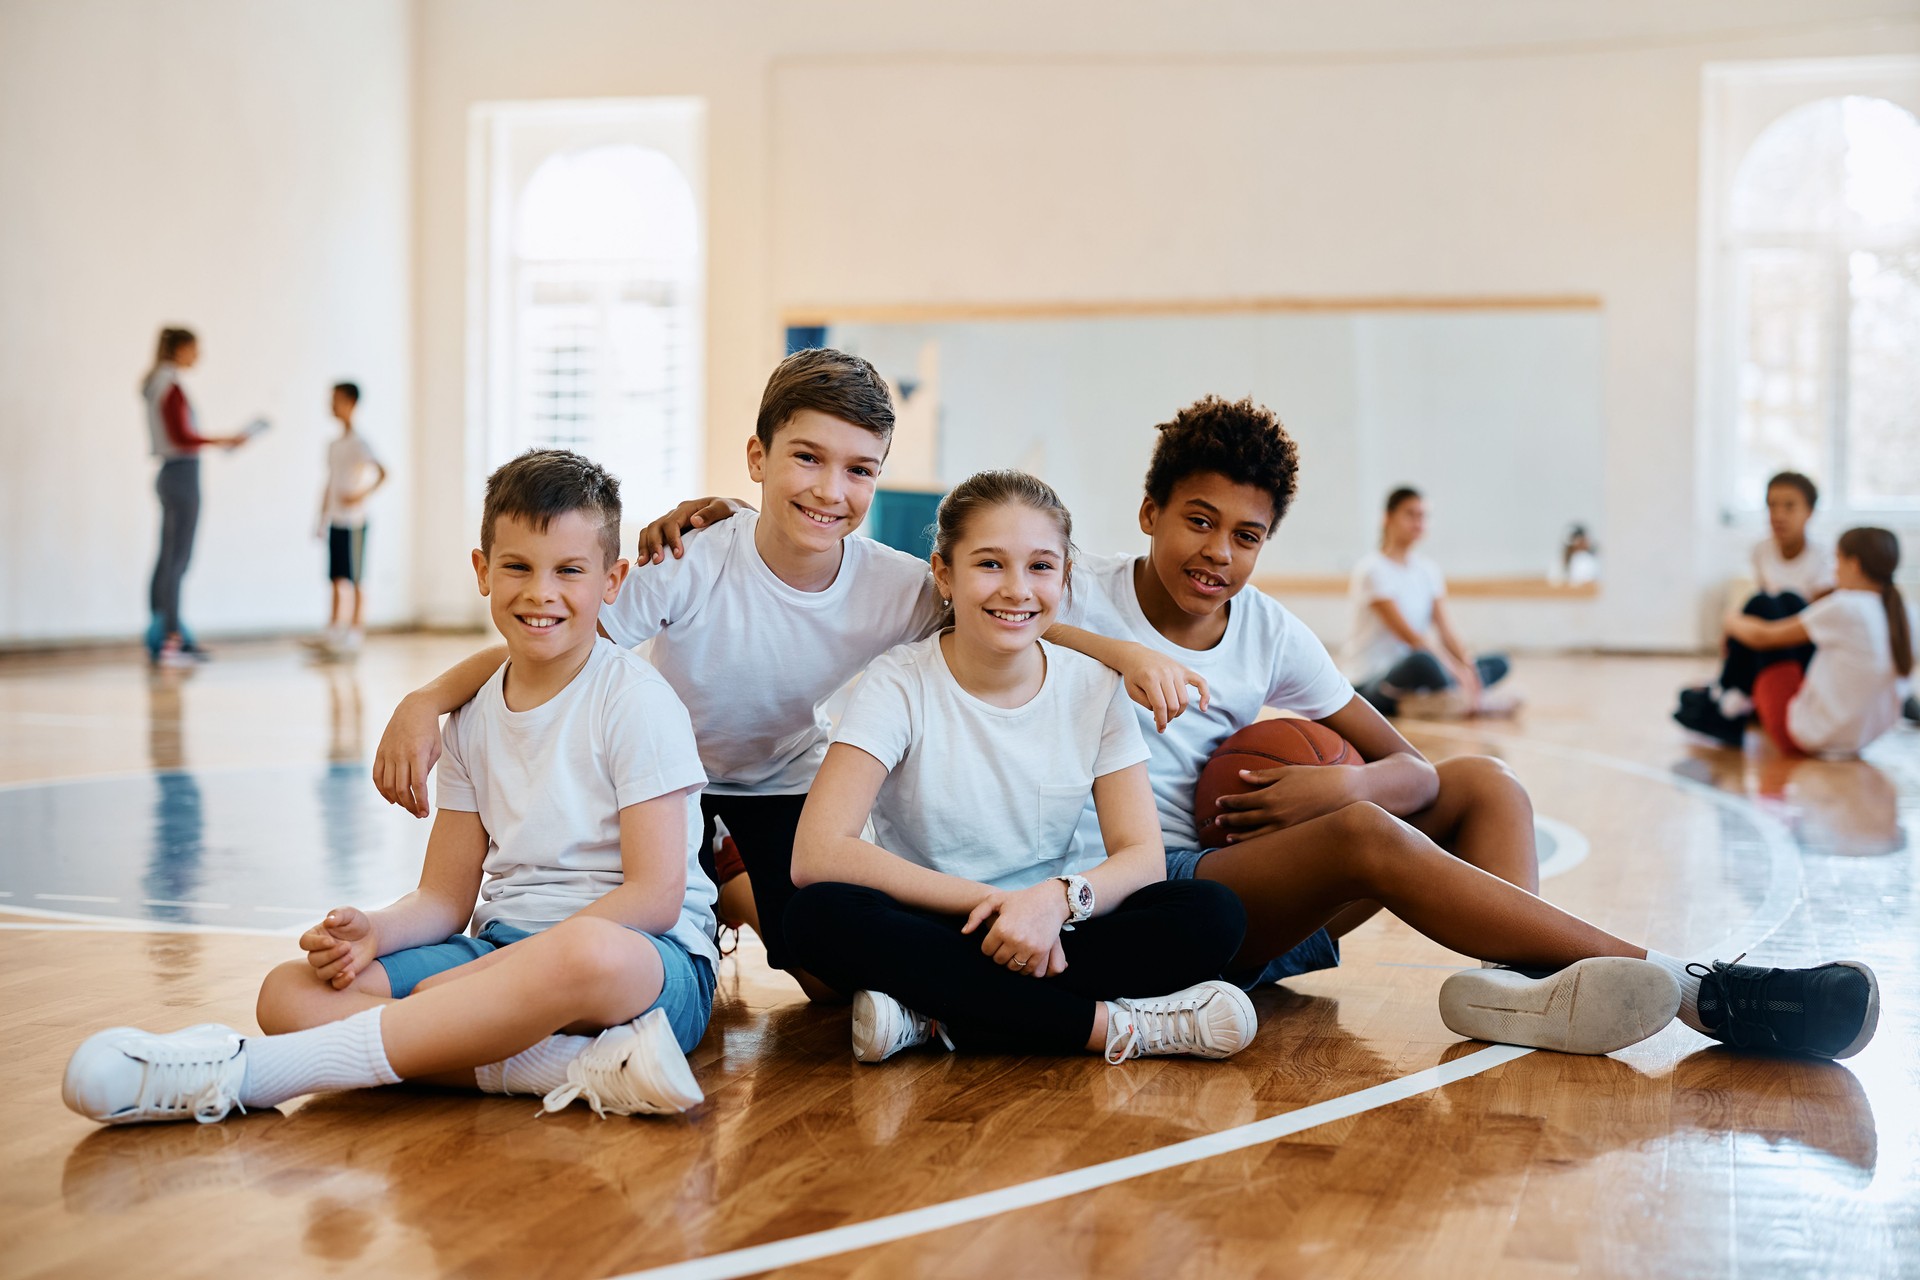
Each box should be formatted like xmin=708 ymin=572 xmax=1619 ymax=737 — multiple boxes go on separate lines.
xmin=1532 ymin=814 xmax=1590 ymax=880
xmin=614 ymin=731 xmax=1805 ymax=1280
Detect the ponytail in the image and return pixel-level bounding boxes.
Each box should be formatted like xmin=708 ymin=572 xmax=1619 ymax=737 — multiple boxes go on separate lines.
xmin=143 ymin=327 xmax=196 ymax=391
xmin=1837 ymin=527 xmax=1911 ymax=677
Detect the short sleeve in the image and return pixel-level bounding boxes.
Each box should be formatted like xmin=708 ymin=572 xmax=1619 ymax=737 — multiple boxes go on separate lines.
xmin=600 ymin=527 xmax=715 ymax=648
xmin=1092 ymin=674 xmax=1151 ymax=777
xmin=1426 ymin=558 xmax=1448 ymax=599
xmin=1797 ymin=594 xmax=1853 ymax=648
xmin=1266 ymin=607 xmax=1359 ymax=719
xmin=603 ymin=674 xmax=708 ymax=809
xmin=832 ymin=653 xmax=917 ymax=772
xmin=434 ymin=712 xmax=479 ymax=813
xmin=1358 ymin=557 xmax=1397 ymax=602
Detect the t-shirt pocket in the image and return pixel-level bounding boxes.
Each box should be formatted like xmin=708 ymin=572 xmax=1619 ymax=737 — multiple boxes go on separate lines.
xmin=1035 ymin=780 xmax=1095 ymax=862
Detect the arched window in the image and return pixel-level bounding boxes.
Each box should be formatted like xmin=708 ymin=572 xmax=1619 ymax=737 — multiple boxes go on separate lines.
xmin=508 ymin=143 xmax=702 ymax=519
xmin=1722 ymin=93 xmax=1920 ymax=510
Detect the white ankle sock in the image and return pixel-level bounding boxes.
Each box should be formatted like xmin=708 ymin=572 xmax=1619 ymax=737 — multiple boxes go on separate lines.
xmin=241 ymin=1006 xmax=401 ymax=1108
xmin=474 ymin=1034 xmax=593 ymax=1095
xmin=1644 ymin=951 xmax=1706 ymax=1034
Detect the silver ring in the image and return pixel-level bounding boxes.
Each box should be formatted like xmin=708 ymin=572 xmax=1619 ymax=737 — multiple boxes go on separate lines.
xmin=1011 ymin=958 xmax=1028 ymax=969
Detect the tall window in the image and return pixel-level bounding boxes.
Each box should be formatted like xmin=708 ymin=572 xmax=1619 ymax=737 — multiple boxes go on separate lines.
xmin=1705 ymin=63 xmax=1920 ymax=516
xmin=472 ymin=101 xmax=705 ymax=531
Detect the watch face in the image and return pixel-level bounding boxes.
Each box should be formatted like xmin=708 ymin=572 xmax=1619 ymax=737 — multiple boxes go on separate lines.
xmin=1071 ymin=880 xmax=1094 ymax=912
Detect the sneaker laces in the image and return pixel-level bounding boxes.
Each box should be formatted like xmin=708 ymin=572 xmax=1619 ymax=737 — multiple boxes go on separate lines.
xmin=892 ymin=1008 xmax=955 ymax=1057
xmin=1688 ymin=956 xmax=1781 ymax=1050
xmin=1104 ymin=992 xmax=1211 ymax=1064
xmin=539 ymin=1028 xmax=648 ymax=1119
xmin=138 ymin=1047 xmax=245 ymax=1124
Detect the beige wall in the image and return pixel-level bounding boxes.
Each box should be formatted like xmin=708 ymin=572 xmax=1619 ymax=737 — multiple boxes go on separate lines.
xmin=410 ymin=0 xmax=1918 ymax=647
xmin=0 ymin=0 xmax=413 ymax=644
xmin=4 ymin=2 xmax=1912 ymax=647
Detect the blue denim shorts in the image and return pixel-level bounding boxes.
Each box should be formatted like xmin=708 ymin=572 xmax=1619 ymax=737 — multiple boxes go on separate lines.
xmin=376 ymin=919 xmax=717 ymax=1054
xmin=1164 ymin=847 xmax=1341 ymax=989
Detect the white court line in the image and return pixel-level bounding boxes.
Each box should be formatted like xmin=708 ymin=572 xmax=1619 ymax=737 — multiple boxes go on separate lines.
xmin=614 ymin=729 xmax=1805 ymax=1280
xmin=631 ymin=1045 xmax=1534 ymax=1280
xmin=35 ymin=893 xmax=119 ymax=904
xmin=142 ymin=898 xmax=231 ymax=910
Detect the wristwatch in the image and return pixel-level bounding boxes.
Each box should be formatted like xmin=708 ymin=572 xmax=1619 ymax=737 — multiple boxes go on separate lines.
xmin=1056 ymin=874 xmax=1095 ymax=930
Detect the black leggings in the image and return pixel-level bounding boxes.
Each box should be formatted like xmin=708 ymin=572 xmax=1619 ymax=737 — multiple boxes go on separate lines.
xmin=784 ymin=880 xmax=1247 ymax=1053
xmin=1718 ymin=592 xmax=1813 ymax=695
xmin=699 ymin=793 xmax=807 ymax=970
xmin=1356 ymin=650 xmax=1510 ymax=716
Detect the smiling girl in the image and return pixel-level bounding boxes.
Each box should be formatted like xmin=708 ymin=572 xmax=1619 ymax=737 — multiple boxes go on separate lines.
xmin=784 ymin=471 xmax=1259 ymax=1064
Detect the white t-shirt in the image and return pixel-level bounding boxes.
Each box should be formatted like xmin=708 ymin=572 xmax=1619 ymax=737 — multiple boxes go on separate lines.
xmin=1751 ymin=537 xmax=1835 ymax=600
xmin=436 ymin=638 xmax=718 ymax=968
xmin=1059 ymin=552 xmax=1356 ymax=852
xmin=833 ymin=635 xmax=1151 ymax=891
xmin=323 ymin=432 xmax=381 ymax=529
xmin=1786 ymin=589 xmax=1906 ymax=758
xmin=1340 ymin=549 xmax=1447 ymax=682
xmin=599 ymin=509 xmax=945 ymax=795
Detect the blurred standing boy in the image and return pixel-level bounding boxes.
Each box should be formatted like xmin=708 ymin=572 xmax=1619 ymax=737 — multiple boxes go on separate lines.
xmin=313 ymin=382 xmax=387 ymax=658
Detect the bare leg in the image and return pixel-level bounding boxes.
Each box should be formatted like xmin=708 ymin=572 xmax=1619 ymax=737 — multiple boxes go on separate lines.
xmin=329 ymin=580 xmax=344 ymax=628
xmin=1196 ymin=802 xmax=1640 ymax=974
xmin=1324 ymin=755 xmax=1540 ymax=939
xmin=349 ymin=582 xmax=364 ymax=630
xmin=1404 ymin=755 xmax=1539 ymax=892
xmin=254 ymin=916 xmax=665 ymax=1082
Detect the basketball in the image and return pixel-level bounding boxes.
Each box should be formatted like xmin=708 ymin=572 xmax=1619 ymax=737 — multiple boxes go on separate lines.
xmin=1193 ymin=718 xmax=1355 ymax=847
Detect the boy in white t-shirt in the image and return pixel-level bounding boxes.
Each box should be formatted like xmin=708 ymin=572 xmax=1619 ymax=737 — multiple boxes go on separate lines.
xmin=308 ymin=382 xmax=387 ymax=658
xmin=1677 ymin=471 xmax=1837 ymax=745
xmin=1042 ymin=398 xmax=1538 ymax=990
xmin=65 ymin=449 xmax=719 ymax=1124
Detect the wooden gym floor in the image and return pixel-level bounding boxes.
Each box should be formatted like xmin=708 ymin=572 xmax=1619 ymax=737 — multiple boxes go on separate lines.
xmin=1 ymin=637 xmax=1914 ymax=1279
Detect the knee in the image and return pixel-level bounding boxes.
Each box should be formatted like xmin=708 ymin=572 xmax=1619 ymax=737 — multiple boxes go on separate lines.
xmin=1327 ymin=802 xmax=1423 ymax=875
xmin=1437 ymin=754 xmax=1528 ymax=807
xmin=255 ymin=960 xmax=317 ymax=1034
xmin=545 ymin=916 xmax=644 ymax=992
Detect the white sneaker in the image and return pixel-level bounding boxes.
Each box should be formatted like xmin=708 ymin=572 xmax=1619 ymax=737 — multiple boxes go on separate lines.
xmin=851 ymin=990 xmax=952 ymax=1064
xmin=538 ymin=1009 xmax=703 ymax=1117
xmin=63 ymin=1024 xmax=249 ymax=1125
xmin=1439 ymin=956 xmax=1680 ymax=1054
xmin=1105 ymin=980 xmax=1258 ymax=1063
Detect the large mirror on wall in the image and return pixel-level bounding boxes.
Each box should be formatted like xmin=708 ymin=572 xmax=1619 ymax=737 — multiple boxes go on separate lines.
xmin=793 ymin=302 xmax=1605 ymax=587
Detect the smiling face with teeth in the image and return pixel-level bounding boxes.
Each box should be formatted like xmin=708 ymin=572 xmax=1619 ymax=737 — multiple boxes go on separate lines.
xmin=473 ymin=509 xmax=629 ymax=672
xmin=932 ymin=502 xmax=1070 ymax=661
xmin=1135 ymin=472 xmax=1276 ymax=641
xmin=746 ymin=409 xmax=887 ymax=572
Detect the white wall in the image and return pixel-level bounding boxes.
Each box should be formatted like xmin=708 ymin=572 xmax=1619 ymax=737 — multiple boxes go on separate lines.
xmin=407 ymin=0 xmax=1917 ymax=647
xmin=0 ymin=0 xmax=412 ymax=644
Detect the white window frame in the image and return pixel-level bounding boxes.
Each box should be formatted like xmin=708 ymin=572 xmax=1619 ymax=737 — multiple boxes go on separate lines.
xmin=1698 ymin=57 xmax=1920 ymax=535
xmin=466 ymin=98 xmax=707 ymax=566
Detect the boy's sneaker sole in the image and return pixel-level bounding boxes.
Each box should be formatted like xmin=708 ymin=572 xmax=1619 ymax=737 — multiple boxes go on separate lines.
xmin=1440 ymin=957 xmax=1680 ymax=1055
xmin=1829 ymin=962 xmax=1881 ymax=1059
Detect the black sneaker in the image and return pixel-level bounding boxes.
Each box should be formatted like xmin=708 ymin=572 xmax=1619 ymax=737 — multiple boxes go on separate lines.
xmin=1674 ymin=699 xmax=1746 ymax=748
xmin=1904 ymin=693 xmax=1920 ymax=726
xmin=1690 ymin=959 xmax=1880 ymax=1059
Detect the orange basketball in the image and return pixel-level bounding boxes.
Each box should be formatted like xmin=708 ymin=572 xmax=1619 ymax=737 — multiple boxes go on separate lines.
xmin=1193 ymin=718 xmax=1355 ymax=848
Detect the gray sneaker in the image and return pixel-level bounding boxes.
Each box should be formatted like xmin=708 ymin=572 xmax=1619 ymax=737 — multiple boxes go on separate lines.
xmin=1440 ymin=957 xmax=1680 ymax=1054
